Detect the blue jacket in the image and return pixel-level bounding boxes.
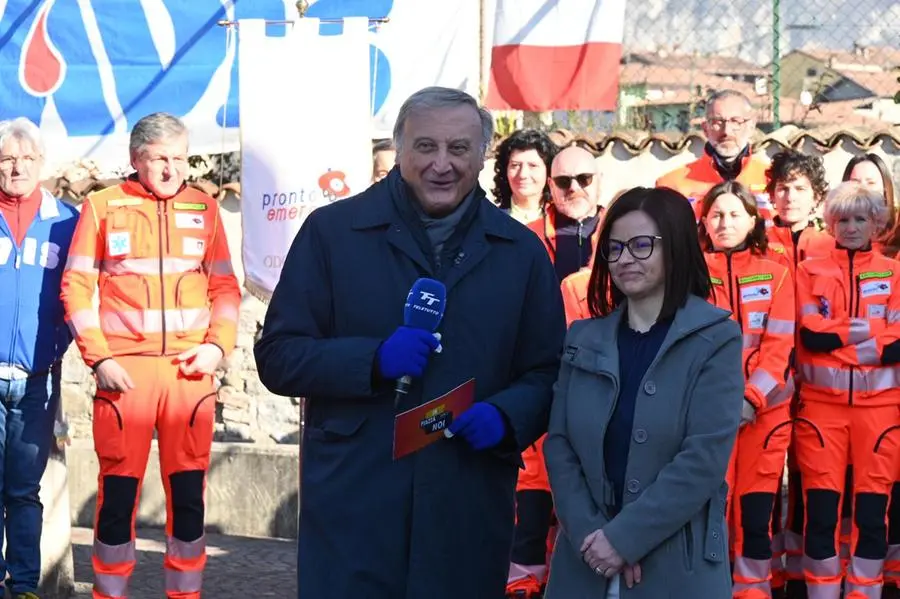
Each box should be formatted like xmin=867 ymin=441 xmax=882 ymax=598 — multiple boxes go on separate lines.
xmin=0 ymin=190 xmax=79 ymax=373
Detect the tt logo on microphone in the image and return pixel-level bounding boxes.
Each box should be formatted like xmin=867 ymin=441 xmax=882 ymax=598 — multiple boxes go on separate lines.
xmin=419 ymin=291 xmax=441 ymax=306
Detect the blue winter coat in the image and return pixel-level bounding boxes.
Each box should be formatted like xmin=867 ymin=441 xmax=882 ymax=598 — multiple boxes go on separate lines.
xmin=255 ymin=168 xmax=566 ymax=599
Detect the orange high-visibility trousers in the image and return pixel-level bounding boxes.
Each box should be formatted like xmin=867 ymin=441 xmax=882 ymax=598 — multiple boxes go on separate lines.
xmin=794 ymin=401 xmax=900 ymax=599
xmin=732 ymin=404 xmax=793 ymax=598
xmin=91 ymin=356 xmax=216 ymax=599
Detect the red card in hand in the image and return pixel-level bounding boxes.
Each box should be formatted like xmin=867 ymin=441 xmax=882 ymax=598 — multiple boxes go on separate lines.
xmin=393 ymin=378 xmax=475 ymax=460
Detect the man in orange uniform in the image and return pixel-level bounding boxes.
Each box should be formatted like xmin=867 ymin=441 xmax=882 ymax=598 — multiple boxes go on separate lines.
xmin=794 ymin=182 xmax=900 ymax=598
xmin=508 ymin=146 xmax=603 ymax=598
xmin=656 ymin=89 xmax=771 ymax=222
xmin=60 ymin=113 xmax=241 ymax=599
xmin=763 ymin=150 xmax=834 ymax=598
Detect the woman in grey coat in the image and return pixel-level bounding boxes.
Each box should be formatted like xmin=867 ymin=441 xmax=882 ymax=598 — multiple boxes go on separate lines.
xmin=544 ymin=187 xmax=745 ymax=598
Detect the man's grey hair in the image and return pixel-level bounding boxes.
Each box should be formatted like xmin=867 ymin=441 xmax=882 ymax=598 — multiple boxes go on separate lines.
xmin=393 ymin=87 xmax=494 ymax=157
xmin=130 ymin=112 xmax=188 ymax=156
xmin=0 ymin=117 xmax=45 ymax=158
xmin=705 ymin=89 xmax=753 ymax=117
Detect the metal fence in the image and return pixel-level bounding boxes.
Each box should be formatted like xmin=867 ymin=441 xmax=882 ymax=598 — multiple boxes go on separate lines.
xmin=540 ymin=0 xmax=899 ymax=135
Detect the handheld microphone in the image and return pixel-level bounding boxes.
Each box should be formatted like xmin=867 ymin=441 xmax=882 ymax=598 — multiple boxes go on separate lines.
xmin=395 ymin=278 xmax=447 ymax=407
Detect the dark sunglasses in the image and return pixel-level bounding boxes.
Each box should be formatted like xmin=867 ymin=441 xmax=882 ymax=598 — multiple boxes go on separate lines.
xmin=552 ymin=173 xmax=594 ymax=190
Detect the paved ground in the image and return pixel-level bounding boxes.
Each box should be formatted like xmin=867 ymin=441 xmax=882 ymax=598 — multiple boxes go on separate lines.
xmin=72 ymin=527 xmax=297 ymax=598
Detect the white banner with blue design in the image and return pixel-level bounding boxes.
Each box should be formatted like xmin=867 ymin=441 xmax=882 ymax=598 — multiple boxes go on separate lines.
xmin=0 ymin=0 xmax=480 ymax=174
xmin=238 ymin=16 xmax=372 ymax=300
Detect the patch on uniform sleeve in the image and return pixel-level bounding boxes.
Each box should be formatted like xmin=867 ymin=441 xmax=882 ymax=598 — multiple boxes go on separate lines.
xmin=738 ymin=273 xmax=774 ymax=284
xmin=182 ymin=237 xmax=206 ymax=256
xmin=173 ymin=201 xmax=207 ymax=211
xmin=107 ymin=231 xmax=131 ymax=256
xmin=740 ymin=284 xmax=772 ymax=303
xmin=747 ymin=311 xmax=768 ymax=329
xmin=860 ymin=279 xmax=891 ymax=299
xmin=175 ymin=212 xmax=205 ymax=229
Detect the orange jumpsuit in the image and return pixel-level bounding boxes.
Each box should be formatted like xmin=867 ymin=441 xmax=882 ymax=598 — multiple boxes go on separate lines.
xmin=766 ymin=222 xmax=835 ymax=588
xmin=705 ymin=249 xmax=795 ymax=598
xmin=561 ymin=268 xmax=592 ymax=326
xmin=60 ymin=179 xmax=241 ymax=599
xmin=794 ymin=248 xmax=900 ymax=598
xmin=655 ymin=149 xmax=771 ymax=222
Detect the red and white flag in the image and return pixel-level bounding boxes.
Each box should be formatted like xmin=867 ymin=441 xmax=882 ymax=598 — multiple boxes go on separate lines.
xmin=485 ymin=0 xmax=627 ymax=112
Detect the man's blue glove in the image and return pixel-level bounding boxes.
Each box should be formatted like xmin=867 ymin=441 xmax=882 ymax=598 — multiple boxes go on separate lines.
xmin=376 ymin=326 xmax=440 ymax=380
xmin=447 ymin=402 xmax=508 ymax=450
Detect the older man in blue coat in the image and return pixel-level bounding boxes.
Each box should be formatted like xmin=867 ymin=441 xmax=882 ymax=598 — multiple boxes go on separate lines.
xmin=255 ymin=87 xmax=566 ymax=598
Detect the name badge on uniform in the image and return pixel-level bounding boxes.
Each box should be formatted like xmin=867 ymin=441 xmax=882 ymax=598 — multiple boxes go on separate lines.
xmin=740 ymin=284 xmax=771 ymax=303
xmin=175 ymin=212 xmax=205 ymax=229
xmin=747 ymin=312 xmax=767 ymax=329
xmin=183 ymin=237 xmax=205 ymax=256
xmin=861 ymin=279 xmax=891 ymax=299
xmin=108 ymin=232 xmax=131 ymax=256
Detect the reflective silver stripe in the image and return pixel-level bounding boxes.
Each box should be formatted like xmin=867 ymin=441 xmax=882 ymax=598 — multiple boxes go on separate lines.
xmin=207 ymin=259 xmax=234 ymax=276
xmin=855 ymin=338 xmax=881 ymax=366
xmin=801 ymin=304 xmax=821 ymax=316
xmin=167 ymin=535 xmax=206 ymax=560
xmin=743 ymin=333 xmax=761 ymax=350
xmin=889 ymin=311 xmax=900 ymax=325
xmin=748 ymin=369 xmax=779 ymax=398
xmin=767 ymin=318 xmax=795 ymax=334
xmin=65 ymin=254 xmax=100 ymax=273
xmin=68 ymin=309 xmax=101 ymax=332
xmin=733 ymin=556 xmax=770 ymax=582
xmin=784 ymin=530 xmax=803 ymax=553
xmin=210 ymin=302 xmax=239 ymax=323
xmin=886 ymin=544 xmax=900 ymax=564
xmin=849 ymin=556 xmax=885 ymax=580
xmin=798 ymin=363 xmax=900 ymax=392
xmin=844 ymin=581 xmax=882 ymax=598
xmin=769 ymin=375 xmax=795 ymax=407
xmin=93 ymin=539 xmax=136 ymax=564
xmin=101 ymin=257 xmax=202 ymax=276
xmin=94 ymin=572 xmax=129 ymax=597
xmin=807 ymin=583 xmax=842 ymax=599
xmin=165 ymin=568 xmax=203 ymax=593
xmin=101 ymin=308 xmax=211 ymax=335
xmin=803 ymin=555 xmax=842 ymax=577
xmin=849 ymin=318 xmax=871 ymax=345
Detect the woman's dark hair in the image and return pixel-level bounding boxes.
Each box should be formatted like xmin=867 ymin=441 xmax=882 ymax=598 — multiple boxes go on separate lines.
xmin=491 ymin=129 xmax=557 ymax=210
xmin=697 ymin=181 xmax=768 ymax=254
xmin=842 ymin=154 xmax=897 ymax=244
xmin=765 ymin=149 xmax=829 ymax=202
xmin=587 ymin=187 xmax=711 ymax=319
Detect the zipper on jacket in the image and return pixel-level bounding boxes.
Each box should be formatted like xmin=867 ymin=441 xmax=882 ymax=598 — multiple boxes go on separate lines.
xmin=848 ymin=251 xmax=856 ymax=406
xmin=157 ymin=201 xmax=167 ymax=355
xmin=726 ymin=253 xmax=743 ymax=329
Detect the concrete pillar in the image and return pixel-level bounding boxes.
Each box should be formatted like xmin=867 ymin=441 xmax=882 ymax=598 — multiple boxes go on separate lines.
xmin=37 ymin=445 xmax=75 ymax=599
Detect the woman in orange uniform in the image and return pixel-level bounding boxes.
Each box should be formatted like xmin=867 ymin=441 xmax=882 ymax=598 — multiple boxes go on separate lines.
xmin=794 ymin=181 xmax=900 ymax=599
xmin=698 ymin=181 xmax=795 ymax=598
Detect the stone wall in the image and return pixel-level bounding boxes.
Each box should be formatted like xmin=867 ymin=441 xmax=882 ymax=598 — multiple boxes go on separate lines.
xmin=62 ymin=292 xmax=303 ymax=445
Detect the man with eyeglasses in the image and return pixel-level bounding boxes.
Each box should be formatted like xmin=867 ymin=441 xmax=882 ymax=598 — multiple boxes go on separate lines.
xmin=0 ymin=117 xmax=80 ymax=599
xmin=656 ymin=89 xmax=771 ymax=222
xmin=511 ymin=144 xmax=603 ymax=598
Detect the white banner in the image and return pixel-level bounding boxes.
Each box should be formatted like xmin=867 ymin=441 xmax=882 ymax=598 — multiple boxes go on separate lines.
xmin=305 ymin=0 xmax=482 ymax=138
xmin=238 ymin=17 xmax=372 ymax=300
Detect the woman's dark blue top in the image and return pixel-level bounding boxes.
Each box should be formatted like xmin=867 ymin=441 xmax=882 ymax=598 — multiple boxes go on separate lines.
xmin=605 ymin=314 xmax=672 ymax=513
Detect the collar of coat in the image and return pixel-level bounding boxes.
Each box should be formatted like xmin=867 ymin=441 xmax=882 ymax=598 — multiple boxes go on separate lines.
xmin=351 ymin=167 xmax=518 ymax=242
xmin=574 ymin=295 xmax=733 ymax=362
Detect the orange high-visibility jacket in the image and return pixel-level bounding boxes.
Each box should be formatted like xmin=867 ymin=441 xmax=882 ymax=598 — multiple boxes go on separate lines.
xmin=767 ymin=222 xmax=834 ymax=272
xmin=60 ymin=179 xmax=241 ymax=367
xmin=796 ymin=248 xmax=900 ymax=406
xmin=561 ymin=268 xmax=592 ymax=326
xmin=706 ymin=249 xmax=795 ymax=412
xmin=656 ymin=151 xmax=771 ymax=221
